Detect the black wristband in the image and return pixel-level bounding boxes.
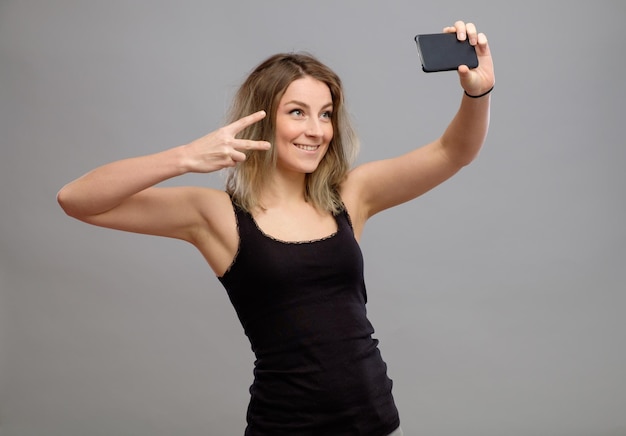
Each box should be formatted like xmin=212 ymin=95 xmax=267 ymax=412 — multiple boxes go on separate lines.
xmin=464 ymin=85 xmax=494 ymax=99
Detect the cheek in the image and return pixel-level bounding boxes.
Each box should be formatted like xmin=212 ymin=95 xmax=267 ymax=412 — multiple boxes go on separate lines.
xmin=325 ymin=124 xmax=334 ymax=142
xmin=277 ymin=123 xmax=300 ymax=141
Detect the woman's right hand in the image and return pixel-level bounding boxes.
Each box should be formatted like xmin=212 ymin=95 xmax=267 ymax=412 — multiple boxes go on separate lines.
xmin=182 ymin=110 xmax=271 ymax=173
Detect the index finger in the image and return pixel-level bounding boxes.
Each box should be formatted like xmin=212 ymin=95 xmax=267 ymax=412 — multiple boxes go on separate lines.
xmin=465 ymin=22 xmax=478 ymax=45
xmin=226 ymin=110 xmax=267 ymax=135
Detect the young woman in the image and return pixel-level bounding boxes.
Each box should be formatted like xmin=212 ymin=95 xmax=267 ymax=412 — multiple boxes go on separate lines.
xmin=58 ymin=21 xmax=494 ymax=436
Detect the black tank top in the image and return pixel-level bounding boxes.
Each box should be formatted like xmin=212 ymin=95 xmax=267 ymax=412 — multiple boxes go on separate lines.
xmin=218 ymin=202 xmax=400 ymax=436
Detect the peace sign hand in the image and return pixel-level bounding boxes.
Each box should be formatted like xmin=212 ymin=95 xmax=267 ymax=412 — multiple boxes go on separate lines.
xmin=443 ymin=21 xmax=495 ymax=97
xmin=182 ymin=110 xmax=271 ymax=173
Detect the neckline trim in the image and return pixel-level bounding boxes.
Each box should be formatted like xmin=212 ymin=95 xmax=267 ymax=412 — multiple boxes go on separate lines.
xmin=249 ymin=212 xmax=339 ymax=245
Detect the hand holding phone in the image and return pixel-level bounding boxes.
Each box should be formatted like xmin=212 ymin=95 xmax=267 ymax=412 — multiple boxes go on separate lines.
xmin=414 ymin=33 xmax=479 ymax=73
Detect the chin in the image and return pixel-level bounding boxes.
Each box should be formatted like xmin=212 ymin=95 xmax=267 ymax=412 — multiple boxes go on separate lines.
xmin=304 ymin=161 xmax=324 ymax=174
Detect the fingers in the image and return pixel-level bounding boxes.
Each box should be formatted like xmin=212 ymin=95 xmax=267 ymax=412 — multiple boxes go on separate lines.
xmin=227 ymin=110 xmax=267 ymax=135
xmin=184 ymin=109 xmax=272 ymax=172
xmin=465 ymin=22 xmax=478 ymax=45
xmin=443 ymin=20 xmax=494 ymax=95
xmin=213 ymin=143 xmax=255 ymax=169
xmin=219 ymin=142 xmax=262 ymax=169
xmin=228 ymin=111 xmax=271 ymax=148
xmin=213 ymin=136 xmax=269 ymax=169
xmin=233 ymin=138 xmax=271 ymax=152
xmin=475 ymin=32 xmax=490 ymax=56
xmin=223 ymin=109 xmax=271 ymax=158
xmin=444 ymin=20 xmax=482 ymax=46
xmin=229 ymin=149 xmax=248 ymax=164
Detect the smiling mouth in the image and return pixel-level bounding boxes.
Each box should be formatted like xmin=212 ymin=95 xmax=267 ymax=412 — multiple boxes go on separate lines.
xmin=294 ymin=144 xmax=320 ymax=151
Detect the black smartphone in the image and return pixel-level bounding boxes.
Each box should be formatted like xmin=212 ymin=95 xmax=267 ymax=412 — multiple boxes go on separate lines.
xmin=414 ymin=33 xmax=479 ymax=73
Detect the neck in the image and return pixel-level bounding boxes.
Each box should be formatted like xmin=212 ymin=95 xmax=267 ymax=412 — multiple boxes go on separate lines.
xmin=259 ymin=171 xmax=308 ymax=209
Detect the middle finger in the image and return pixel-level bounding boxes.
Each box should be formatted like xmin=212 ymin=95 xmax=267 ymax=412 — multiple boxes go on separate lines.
xmin=465 ymin=22 xmax=478 ymax=45
xmin=233 ymin=138 xmax=271 ymax=152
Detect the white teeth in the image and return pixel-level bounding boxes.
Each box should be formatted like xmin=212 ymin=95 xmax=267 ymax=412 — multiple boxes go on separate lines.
xmin=295 ymin=144 xmax=318 ymax=151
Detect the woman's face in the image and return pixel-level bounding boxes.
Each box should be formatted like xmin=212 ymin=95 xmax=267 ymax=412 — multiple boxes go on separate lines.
xmin=273 ymin=76 xmax=334 ymax=175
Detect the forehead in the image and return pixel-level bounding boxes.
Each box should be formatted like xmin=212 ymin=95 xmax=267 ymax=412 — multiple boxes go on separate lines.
xmin=280 ymin=76 xmax=332 ymax=105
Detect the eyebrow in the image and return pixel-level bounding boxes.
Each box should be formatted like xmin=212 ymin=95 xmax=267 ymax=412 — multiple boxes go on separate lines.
xmin=283 ymin=100 xmax=333 ymax=110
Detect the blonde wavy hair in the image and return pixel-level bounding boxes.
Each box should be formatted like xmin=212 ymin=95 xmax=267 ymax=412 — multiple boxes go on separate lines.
xmin=224 ymin=52 xmax=359 ymax=215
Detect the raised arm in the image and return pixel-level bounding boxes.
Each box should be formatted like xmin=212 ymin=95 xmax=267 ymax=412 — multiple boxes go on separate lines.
xmin=57 ymin=110 xmax=270 ymax=242
xmin=342 ymin=21 xmax=494 ymax=229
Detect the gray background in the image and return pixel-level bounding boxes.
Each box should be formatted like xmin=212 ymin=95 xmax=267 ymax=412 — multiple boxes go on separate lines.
xmin=1 ymin=1 xmax=625 ymax=435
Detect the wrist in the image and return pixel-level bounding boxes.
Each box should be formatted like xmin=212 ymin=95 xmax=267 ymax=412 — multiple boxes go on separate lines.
xmin=464 ymin=85 xmax=494 ymax=99
xmin=168 ymin=144 xmax=194 ymax=175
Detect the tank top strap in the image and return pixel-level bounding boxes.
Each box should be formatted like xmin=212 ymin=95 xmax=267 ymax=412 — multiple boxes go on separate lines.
xmin=337 ymin=202 xmax=355 ymax=232
xmin=229 ymin=199 xmax=260 ymax=242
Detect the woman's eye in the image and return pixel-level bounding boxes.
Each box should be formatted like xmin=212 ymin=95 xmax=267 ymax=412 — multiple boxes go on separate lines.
xmin=321 ymin=111 xmax=332 ymax=119
xmin=290 ymin=109 xmax=304 ymax=116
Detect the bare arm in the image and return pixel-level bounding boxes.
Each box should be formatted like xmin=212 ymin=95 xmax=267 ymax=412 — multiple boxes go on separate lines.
xmin=342 ymin=21 xmax=495 ymax=229
xmin=57 ymin=110 xmax=270 ymax=242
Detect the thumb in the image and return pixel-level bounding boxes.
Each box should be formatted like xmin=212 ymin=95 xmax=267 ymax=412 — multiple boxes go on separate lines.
xmin=457 ymin=65 xmax=481 ymax=94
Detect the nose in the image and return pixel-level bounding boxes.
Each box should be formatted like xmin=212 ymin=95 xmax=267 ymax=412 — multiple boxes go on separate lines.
xmin=305 ymin=117 xmax=323 ymax=138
